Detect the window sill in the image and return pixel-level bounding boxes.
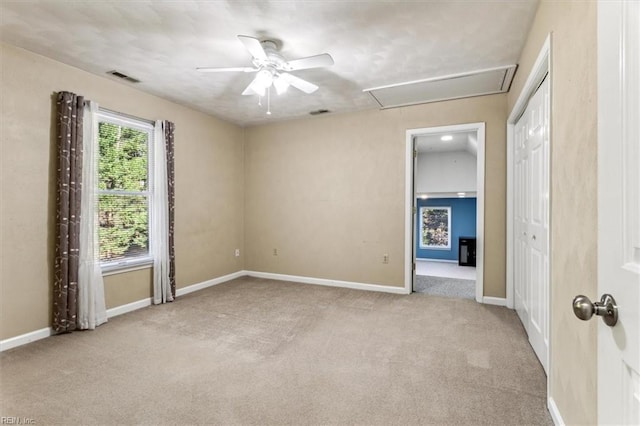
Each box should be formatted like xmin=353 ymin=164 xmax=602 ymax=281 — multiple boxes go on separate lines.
xmin=101 ymin=259 xmax=153 ymax=277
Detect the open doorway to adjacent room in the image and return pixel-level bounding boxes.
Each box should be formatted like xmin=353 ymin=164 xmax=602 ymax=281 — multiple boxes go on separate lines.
xmin=405 ymin=123 xmax=485 ymax=301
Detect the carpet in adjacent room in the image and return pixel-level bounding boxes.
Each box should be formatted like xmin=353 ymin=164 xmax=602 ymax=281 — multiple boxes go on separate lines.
xmin=414 ymin=274 xmax=476 ymax=300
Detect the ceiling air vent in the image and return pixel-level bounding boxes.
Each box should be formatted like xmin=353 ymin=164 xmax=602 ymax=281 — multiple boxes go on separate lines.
xmin=309 ymin=109 xmax=330 ymax=116
xmin=363 ymin=65 xmax=517 ymax=109
xmin=107 ymin=70 xmax=141 ymax=84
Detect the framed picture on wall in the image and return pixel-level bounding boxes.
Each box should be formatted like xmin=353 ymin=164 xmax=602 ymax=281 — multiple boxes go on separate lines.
xmin=419 ymin=206 xmax=451 ymax=249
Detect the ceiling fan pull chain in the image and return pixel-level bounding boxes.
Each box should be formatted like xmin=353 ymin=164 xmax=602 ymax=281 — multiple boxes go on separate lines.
xmin=267 ymin=86 xmax=272 ymax=115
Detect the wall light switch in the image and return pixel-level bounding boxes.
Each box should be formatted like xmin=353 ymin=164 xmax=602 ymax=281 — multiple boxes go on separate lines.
xmin=235 ymin=249 xmax=240 ymax=257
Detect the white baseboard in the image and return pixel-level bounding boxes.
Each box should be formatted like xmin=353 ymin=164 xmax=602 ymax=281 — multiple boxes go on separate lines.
xmin=176 ymin=270 xmax=246 ymax=297
xmin=1 ymin=298 xmax=156 ymax=352
xmin=0 ymin=327 xmax=52 ymax=352
xmin=2 ymin=269 xmax=410 ymax=351
xmin=0 ymin=270 xmax=246 ymax=352
xmin=106 ymin=297 xmax=152 ymax=318
xmin=107 ymin=271 xmax=247 ymax=318
xmin=106 ymin=270 xmax=247 ymax=317
xmin=482 ymin=296 xmax=508 ymax=306
xmin=247 ymin=271 xmax=410 ymax=295
xmin=548 ymin=396 xmax=565 ymax=425
xmin=416 ymin=258 xmax=458 ymax=264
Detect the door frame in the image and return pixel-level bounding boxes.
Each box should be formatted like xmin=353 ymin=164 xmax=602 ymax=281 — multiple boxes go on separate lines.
xmin=404 ymin=122 xmax=485 ymax=302
xmin=506 ymin=32 xmax=552 ymax=411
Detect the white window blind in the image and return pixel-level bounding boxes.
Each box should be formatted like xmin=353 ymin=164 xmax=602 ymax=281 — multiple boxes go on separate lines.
xmin=96 ymin=110 xmax=154 ymax=272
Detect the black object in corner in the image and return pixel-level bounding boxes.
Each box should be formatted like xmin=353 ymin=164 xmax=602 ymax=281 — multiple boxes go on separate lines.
xmin=459 ymin=237 xmax=476 ymax=267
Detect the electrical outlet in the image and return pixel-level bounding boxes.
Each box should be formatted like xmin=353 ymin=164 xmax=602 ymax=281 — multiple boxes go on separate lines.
xmin=383 ymin=254 xmax=389 ymax=264
xmin=273 ymin=248 xmax=278 ymax=256
xmin=235 ymin=249 xmax=240 ymax=257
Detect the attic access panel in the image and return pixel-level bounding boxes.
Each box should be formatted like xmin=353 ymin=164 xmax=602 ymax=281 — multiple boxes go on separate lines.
xmin=364 ymin=65 xmax=517 ymax=109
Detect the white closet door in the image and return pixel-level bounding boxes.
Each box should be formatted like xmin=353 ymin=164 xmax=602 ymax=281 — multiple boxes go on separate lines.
xmin=514 ymin=75 xmax=550 ymax=373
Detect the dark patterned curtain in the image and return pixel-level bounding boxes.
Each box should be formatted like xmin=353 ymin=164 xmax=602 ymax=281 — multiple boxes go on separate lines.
xmin=164 ymin=121 xmax=176 ymax=298
xmin=53 ymin=91 xmax=84 ymax=333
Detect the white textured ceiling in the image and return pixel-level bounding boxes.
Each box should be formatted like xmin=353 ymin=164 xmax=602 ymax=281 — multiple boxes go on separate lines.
xmin=0 ymin=0 xmax=538 ymax=127
xmin=416 ymin=131 xmax=477 ymax=155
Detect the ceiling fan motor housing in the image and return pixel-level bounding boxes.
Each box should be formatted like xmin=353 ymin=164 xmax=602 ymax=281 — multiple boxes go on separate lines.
xmin=255 ymin=40 xmax=289 ymax=70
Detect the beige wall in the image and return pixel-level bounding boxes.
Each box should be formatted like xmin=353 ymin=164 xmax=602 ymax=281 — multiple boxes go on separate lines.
xmin=245 ymin=94 xmax=507 ymax=296
xmin=0 ymin=44 xmax=245 ymax=340
xmin=1 ymin=43 xmax=509 ymax=341
xmin=507 ymin=1 xmax=598 ymax=424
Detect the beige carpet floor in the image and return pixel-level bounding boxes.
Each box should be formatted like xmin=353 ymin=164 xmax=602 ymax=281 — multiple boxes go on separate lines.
xmin=0 ymin=277 xmax=552 ymax=425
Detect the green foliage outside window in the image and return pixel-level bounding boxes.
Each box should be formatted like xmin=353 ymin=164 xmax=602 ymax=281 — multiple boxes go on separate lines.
xmin=98 ymin=122 xmax=149 ymax=262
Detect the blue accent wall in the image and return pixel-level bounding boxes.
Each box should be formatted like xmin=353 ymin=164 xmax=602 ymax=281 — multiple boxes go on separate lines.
xmin=416 ymin=198 xmax=477 ymax=261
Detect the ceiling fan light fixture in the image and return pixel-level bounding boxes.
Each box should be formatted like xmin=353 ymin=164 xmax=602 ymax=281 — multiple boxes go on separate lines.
xmin=252 ymin=86 xmax=266 ymax=97
xmin=273 ymin=76 xmax=289 ymax=95
xmin=246 ymin=78 xmax=266 ymax=96
xmin=254 ymin=69 xmax=274 ymax=90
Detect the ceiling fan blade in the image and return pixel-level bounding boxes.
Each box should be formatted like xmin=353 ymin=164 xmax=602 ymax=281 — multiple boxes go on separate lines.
xmin=285 ymin=53 xmax=334 ymax=71
xmin=241 ymin=76 xmax=265 ymax=96
xmin=279 ymin=73 xmax=318 ymax=94
xmin=197 ymin=66 xmax=257 ymax=73
xmin=238 ymin=35 xmax=267 ymax=61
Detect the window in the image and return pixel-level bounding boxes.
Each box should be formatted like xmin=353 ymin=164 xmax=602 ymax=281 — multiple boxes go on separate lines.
xmin=97 ymin=110 xmax=154 ymax=272
xmin=419 ymin=206 xmax=451 ymax=249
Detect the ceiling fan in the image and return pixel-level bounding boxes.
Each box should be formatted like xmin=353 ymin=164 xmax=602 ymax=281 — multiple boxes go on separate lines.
xmin=197 ymin=35 xmax=334 ymax=107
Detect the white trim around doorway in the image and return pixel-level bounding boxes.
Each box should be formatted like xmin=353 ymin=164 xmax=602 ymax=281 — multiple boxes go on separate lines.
xmin=405 ymin=122 xmax=485 ymax=303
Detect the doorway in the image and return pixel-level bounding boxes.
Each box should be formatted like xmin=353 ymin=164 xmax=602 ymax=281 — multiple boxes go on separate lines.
xmin=404 ymin=123 xmax=485 ymax=302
